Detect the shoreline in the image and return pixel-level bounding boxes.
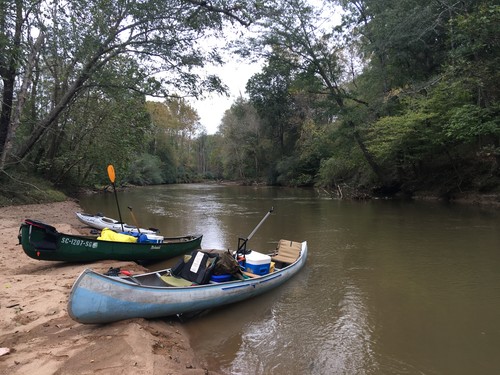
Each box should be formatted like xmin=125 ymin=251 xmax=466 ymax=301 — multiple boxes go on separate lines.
xmin=0 ymin=200 xmax=218 ymax=375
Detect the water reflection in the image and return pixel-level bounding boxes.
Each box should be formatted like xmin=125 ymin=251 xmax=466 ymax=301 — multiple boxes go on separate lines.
xmin=221 ymin=279 xmax=375 ymax=374
xmin=322 ymin=284 xmax=375 ymax=374
xmin=78 ymin=185 xmax=500 ymax=375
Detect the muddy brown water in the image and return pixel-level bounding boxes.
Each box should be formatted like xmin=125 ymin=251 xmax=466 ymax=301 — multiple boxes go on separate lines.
xmin=78 ymin=184 xmax=500 ymax=375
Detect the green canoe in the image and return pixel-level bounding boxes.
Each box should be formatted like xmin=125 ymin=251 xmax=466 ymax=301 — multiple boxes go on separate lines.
xmin=18 ymin=219 xmax=203 ymax=262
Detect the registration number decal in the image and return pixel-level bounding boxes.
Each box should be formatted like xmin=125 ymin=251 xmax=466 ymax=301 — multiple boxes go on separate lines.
xmin=61 ymin=237 xmax=98 ymax=248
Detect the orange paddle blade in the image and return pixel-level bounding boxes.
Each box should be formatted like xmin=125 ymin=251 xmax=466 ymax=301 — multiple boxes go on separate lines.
xmin=107 ymin=164 xmax=116 ymax=183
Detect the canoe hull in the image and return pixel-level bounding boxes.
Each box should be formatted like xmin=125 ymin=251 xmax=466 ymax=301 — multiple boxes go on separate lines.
xmin=68 ymin=242 xmax=307 ymax=323
xmin=19 ymin=219 xmax=202 ymax=262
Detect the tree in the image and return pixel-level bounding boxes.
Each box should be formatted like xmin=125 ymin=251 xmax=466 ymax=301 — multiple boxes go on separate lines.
xmin=38 ymin=84 xmax=151 ymax=186
xmin=218 ymin=97 xmax=266 ymax=180
xmin=145 ymin=98 xmax=201 ymax=182
xmin=240 ymin=0 xmax=388 ymax=184
xmin=361 ymin=1 xmax=499 ymax=193
xmin=0 ymin=0 xmax=31 ymax=168
xmin=0 ymin=0 xmax=261 ymax=171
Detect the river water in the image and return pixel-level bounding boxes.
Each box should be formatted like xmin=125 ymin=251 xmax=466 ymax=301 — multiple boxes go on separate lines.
xmin=78 ymin=184 xmax=500 ymax=375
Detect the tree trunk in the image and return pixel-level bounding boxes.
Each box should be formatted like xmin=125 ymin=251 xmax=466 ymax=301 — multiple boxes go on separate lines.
xmin=0 ymin=0 xmax=23 ymax=169
xmin=0 ymin=32 xmax=45 ymax=170
xmin=13 ymin=46 xmax=118 ymax=161
xmin=352 ymin=126 xmax=386 ymax=183
xmin=0 ymin=76 xmax=15 ymax=165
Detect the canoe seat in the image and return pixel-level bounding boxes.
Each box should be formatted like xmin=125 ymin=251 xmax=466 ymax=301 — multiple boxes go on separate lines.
xmin=160 ymin=275 xmax=196 ymax=287
xmin=271 ymin=239 xmax=302 ymax=265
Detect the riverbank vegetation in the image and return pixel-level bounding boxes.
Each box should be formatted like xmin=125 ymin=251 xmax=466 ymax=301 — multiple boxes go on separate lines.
xmin=1 ymin=0 xmax=498 ymax=203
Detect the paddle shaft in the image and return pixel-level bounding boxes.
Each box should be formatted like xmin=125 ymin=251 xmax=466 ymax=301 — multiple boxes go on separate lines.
xmin=120 ymin=270 xmax=142 ymax=285
xmin=107 ymin=164 xmax=124 ymax=232
xmin=111 ymin=183 xmax=124 ymax=232
xmin=247 ymin=207 xmax=274 ymax=241
xmin=128 ymin=206 xmax=141 ymax=234
xmin=237 ymin=207 xmax=274 ymax=253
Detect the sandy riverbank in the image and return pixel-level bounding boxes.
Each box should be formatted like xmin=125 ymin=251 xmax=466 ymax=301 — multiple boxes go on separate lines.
xmin=0 ymin=200 xmax=217 ymax=375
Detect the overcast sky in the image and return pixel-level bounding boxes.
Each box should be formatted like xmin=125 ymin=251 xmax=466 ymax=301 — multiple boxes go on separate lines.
xmin=190 ymin=60 xmax=262 ymax=135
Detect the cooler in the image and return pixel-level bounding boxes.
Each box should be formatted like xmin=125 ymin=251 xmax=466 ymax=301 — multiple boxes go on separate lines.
xmin=245 ymin=251 xmax=271 ymax=275
xmin=138 ymin=233 xmax=164 ymax=243
xmin=146 ymin=234 xmax=164 ymax=243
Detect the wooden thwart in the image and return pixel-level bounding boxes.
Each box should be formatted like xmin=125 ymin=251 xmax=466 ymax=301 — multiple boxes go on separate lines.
xmin=241 ymin=270 xmax=260 ymax=278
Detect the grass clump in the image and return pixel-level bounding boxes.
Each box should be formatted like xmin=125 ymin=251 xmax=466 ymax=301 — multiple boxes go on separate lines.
xmin=0 ymin=169 xmax=67 ymax=207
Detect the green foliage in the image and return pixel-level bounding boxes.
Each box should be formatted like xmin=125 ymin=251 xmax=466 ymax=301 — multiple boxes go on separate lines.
xmin=202 ymin=133 xmax=225 ymax=180
xmin=367 ymin=109 xmax=438 ymax=163
xmin=274 ymin=153 xmax=317 ymax=187
xmin=0 ymin=0 xmax=261 ymax=194
xmin=29 ymin=87 xmax=151 ymax=187
xmin=317 ymin=156 xmax=357 ymax=186
xmin=246 ymin=53 xmax=299 ymax=156
xmin=315 ymin=120 xmax=375 ymax=188
xmin=446 ymin=4 xmax=500 ymax=108
xmin=444 ymin=105 xmax=500 ymax=142
xmin=126 ymin=154 xmax=165 ymax=186
xmin=0 ymin=169 xmax=67 ymax=207
xmin=1 ymin=0 xmax=498 ymax=200
xmin=218 ymin=98 xmax=268 ymax=180
xmin=144 ymin=99 xmax=201 ymax=183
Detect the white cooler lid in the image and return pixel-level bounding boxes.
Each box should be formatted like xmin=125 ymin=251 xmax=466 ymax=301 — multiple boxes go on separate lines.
xmin=246 ymin=251 xmax=271 ymax=264
xmin=146 ymin=234 xmax=164 ymax=240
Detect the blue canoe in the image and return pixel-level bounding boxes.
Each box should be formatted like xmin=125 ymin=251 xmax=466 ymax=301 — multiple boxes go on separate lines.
xmin=67 ymin=240 xmax=307 ymax=324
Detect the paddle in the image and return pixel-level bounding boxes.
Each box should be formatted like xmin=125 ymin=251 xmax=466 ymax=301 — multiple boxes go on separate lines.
xmin=107 ymin=164 xmax=124 ymax=232
xmin=127 ymin=206 xmax=141 ymax=234
xmin=120 ymin=270 xmax=142 ymax=285
xmin=237 ymin=207 xmax=274 ymax=254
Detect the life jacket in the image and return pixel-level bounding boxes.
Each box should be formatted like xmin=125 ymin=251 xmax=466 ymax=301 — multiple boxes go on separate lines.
xmin=171 ymin=250 xmax=218 ymax=284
